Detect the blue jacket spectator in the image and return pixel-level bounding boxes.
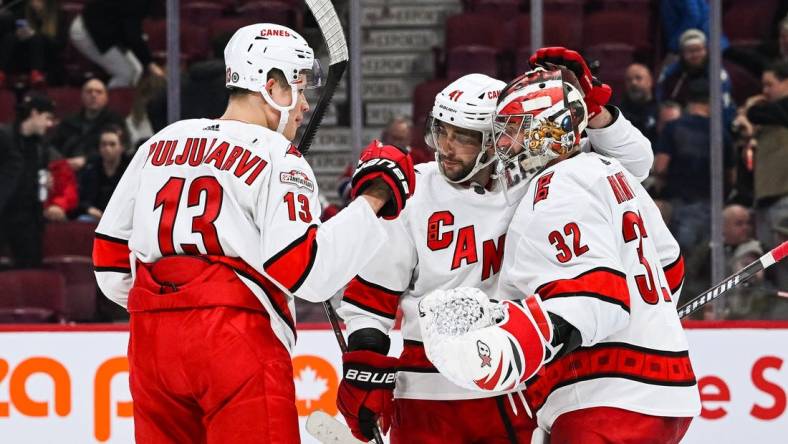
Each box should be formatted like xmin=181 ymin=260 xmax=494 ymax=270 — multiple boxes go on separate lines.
xmin=661 ymin=0 xmax=729 ymax=54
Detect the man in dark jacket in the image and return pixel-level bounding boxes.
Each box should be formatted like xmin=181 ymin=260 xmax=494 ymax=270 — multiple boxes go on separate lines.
xmin=48 ymin=77 xmax=125 ymax=170
xmin=0 ymin=93 xmax=55 ymax=268
xmin=746 ymin=61 xmax=788 ymax=287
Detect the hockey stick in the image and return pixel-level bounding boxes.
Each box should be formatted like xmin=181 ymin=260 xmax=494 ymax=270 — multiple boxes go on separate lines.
xmin=320 ymin=301 xmax=386 ymax=444
xmin=306 ymin=410 xmax=368 ymax=444
xmin=677 ymin=241 xmax=788 ymax=319
xmin=299 ymin=0 xmax=349 ymax=155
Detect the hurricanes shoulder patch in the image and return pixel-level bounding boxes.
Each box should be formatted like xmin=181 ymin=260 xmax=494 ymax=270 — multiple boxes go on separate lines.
xmin=280 ymin=169 xmax=314 ymax=192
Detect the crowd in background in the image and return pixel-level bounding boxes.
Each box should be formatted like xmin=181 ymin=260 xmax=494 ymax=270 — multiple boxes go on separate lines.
xmin=0 ymin=0 xmax=786 ymax=322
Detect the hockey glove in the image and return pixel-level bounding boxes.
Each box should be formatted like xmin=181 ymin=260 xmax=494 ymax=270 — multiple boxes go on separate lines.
xmin=336 ymin=350 xmax=399 ymax=441
xmin=529 ymin=47 xmax=612 ymax=120
xmin=351 ymin=140 xmax=416 ymax=220
xmin=418 ymin=288 xmax=553 ymax=392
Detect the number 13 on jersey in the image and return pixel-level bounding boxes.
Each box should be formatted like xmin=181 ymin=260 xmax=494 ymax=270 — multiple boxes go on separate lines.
xmin=155 ymin=176 xmax=225 ymax=256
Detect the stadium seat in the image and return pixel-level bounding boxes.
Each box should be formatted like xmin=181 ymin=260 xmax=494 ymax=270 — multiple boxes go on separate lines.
xmin=583 ymin=43 xmax=636 ymax=104
xmin=0 ymin=270 xmax=66 ymax=323
xmin=42 ymin=221 xmax=98 ymax=258
xmin=723 ymin=0 xmax=780 ymax=43
xmin=236 ymin=1 xmax=302 ymax=31
xmin=592 ymin=0 xmax=654 ymax=12
xmin=143 ymin=19 xmax=206 ymax=63
xmin=412 ymin=79 xmax=452 ymax=128
xmin=108 ymin=87 xmax=135 ymax=117
xmin=582 ymin=11 xmax=652 ymax=52
xmin=210 ymin=17 xmax=257 ymax=42
xmin=509 ymin=11 xmax=583 ymax=51
xmin=724 ymin=61 xmax=762 ymax=105
xmin=46 ymin=87 xmax=83 ymax=117
xmin=445 ymin=13 xmax=504 ymax=51
xmin=43 ymin=257 xmax=97 ymax=322
xmin=60 ymin=2 xmax=84 ymax=25
xmin=446 ymin=46 xmax=500 ymax=80
xmin=0 ymin=90 xmax=16 ymax=124
xmin=514 ymin=46 xmax=533 ymax=75
xmin=181 ymin=2 xmax=226 ymax=25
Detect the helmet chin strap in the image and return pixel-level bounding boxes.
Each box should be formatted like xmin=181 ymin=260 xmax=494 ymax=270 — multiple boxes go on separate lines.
xmin=260 ymin=83 xmax=298 ymax=134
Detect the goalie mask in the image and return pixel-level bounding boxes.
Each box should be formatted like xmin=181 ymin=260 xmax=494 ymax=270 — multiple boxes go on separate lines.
xmin=425 ymin=74 xmax=506 ymax=184
xmin=224 ymin=24 xmax=323 ymax=134
xmin=493 ymin=68 xmax=587 ymax=189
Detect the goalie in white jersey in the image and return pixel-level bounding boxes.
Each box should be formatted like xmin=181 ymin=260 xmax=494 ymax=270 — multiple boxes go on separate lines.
xmin=91 ymin=23 xmax=415 ymax=444
xmin=420 ymin=49 xmax=701 ymax=444
xmin=336 ymin=48 xmax=655 ymax=443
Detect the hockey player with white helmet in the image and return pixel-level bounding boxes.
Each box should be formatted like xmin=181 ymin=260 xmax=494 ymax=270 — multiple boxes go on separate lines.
xmin=420 ymin=48 xmax=701 ymax=443
xmin=93 ymin=23 xmax=415 ymax=443
xmin=336 ymin=47 xmax=657 ymax=443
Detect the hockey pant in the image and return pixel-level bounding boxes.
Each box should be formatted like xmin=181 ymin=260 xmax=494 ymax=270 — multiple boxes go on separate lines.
xmin=127 ymin=255 xmax=299 ymax=444
xmin=390 ymin=395 xmax=537 ymax=444
xmin=548 ymin=406 xmax=692 ymax=444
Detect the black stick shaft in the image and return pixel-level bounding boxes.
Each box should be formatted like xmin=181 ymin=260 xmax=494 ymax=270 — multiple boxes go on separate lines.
xmin=678 ymin=241 xmax=788 ymax=318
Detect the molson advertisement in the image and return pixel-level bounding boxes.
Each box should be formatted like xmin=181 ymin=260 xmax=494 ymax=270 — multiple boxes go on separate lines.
xmin=0 ymin=323 xmax=785 ymax=443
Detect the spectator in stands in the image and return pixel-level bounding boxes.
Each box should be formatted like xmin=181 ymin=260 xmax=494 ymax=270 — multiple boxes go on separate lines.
xmin=620 ymin=63 xmax=658 ymax=145
xmin=43 ymin=156 xmax=78 ymax=222
xmin=49 ymin=78 xmax=125 ymax=170
xmin=126 ymin=74 xmax=166 ymax=147
xmin=77 ymin=124 xmax=130 ymax=222
xmin=656 ymin=100 xmax=682 ymax=135
xmin=745 ymin=60 xmax=788 ymax=268
xmin=0 ymin=93 xmax=55 ymax=268
xmin=381 ymin=115 xmax=412 ymax=150
xmin=0 ymin=0 xmax=67 ymax=88
xmin=657 ymin=29 xmax=736 ymax=126
xmin=654 ymin=79 xmax=735 ymax=251
xmin=660 ymin=0 xmax=729 ymax=55
xmin=684 ymin=204 xmax=759 ymax=311
xmin=68 ymin=0 xmax=163 ymax=88
xmin=147 ymin=33 xmax=232 ymax=132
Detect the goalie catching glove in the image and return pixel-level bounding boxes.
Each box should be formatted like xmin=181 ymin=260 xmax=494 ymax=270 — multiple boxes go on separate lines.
xmin=336 ymin=350 xmax=398 ymax=441
xmin=418 ymin=287 xmax=557 ymax=392
xmin=529 ymin=46 xmax=612 ymax=121
xmin=352 ymin=140 xmax=416 ymax=219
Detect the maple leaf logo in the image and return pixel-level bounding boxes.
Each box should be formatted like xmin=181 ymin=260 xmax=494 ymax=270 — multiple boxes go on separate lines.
xmin=294 ymin=365 xmax=329 ymax=409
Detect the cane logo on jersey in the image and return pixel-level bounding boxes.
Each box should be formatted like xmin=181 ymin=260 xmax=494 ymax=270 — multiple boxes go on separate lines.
xmin=280 ymin=170 xmax=314 ymax=192
xmin=477 ymin=340 xmax=492 ymax=367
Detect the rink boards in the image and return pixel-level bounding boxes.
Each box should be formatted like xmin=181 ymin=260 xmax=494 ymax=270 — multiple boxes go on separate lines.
xmin=0 ymin=322 xmax=784 ymax=444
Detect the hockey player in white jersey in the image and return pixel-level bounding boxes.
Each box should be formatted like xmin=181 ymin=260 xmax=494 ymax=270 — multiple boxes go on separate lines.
xmin=335 ymin=48 xmax=656 ymax=443
xmin=91 ymin=24 xmax=415 ymax=444
xmin=419 ymin=49 xmax=700 ymax=444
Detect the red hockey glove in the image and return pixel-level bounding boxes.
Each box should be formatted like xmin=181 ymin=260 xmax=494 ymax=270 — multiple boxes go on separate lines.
xmin=529 ymin=47 xmax=612 ymax=120
xmin=351 ymin=140 xmax=416 ymax=220
xmin=336 ymin=350 xmax=399 ymax=441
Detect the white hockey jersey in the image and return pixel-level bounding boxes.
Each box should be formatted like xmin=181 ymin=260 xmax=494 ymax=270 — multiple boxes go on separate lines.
xmin=93 ymin=119 xmax=388 ymax=351
xmin=497 ymin=152 xmax=701 ymax=431
xmin=338 ymin=113 xmax=657 ymax=400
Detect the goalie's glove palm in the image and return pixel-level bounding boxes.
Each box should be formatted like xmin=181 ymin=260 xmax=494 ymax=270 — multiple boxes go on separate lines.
xmin=419 ymin=288 xmax=553 ymax=392
xmin=529 ymin=47 xmax=612 ymax=120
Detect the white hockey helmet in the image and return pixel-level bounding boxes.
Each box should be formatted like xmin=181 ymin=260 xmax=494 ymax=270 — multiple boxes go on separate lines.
xmin=426 ymin=74 xmax=506 ymax=183
xmin=224 ymin=23 xmax=322 ymax=134
xmin=493 ymin=68 xmax=588 ymax=186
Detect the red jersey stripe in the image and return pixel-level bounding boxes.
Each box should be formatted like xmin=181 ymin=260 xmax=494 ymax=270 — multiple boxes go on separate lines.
xmin=525 ymin=342 xmax=696 ymax=412
xmin=263 ymin=225 xmax=318 ymax=293
xmin=343 ymin=276 xmax=402 ymax=320
xmin=93 ymin=234 xmax=132 ymax=272
xmin=535 ymin=267 xmax=630 ymax=312
xmin=663 ymin=255 xmax=685 ymax=295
